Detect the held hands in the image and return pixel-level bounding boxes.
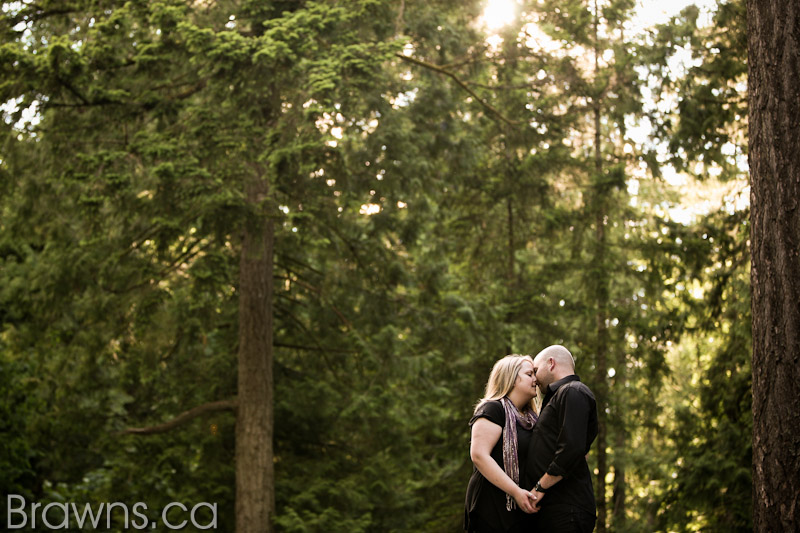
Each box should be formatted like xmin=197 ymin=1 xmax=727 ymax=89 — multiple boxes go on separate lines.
xmin=512 ymin=487 xmax=540 ymax=514
xmin=528 ymin=475 xmax=558 ymax=512
xmin=529 ymin=487 xmax=545 ymax=512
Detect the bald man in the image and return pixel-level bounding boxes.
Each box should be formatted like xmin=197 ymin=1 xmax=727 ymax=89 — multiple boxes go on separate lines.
xmin=525 ymin=345 xmax=598 ymax=532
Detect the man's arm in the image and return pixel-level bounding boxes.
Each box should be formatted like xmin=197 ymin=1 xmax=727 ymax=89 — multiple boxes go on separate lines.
xmin=530 ymin=472 xmax=562 ymax=510
xmin=531 ymin=387 xmax=591 ymax=508
xmin=548 ymin=386 xmax=592 ymax=476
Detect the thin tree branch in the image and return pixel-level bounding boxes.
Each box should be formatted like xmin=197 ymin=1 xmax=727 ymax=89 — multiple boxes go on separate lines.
xmin=57 ymin=77 xmax=90 ymax=105
xmin=274 ymin=306 xmax=346 ymax=381
xmin=5 ymin=7 xmax=81 ymax=27
xmin=439 ymin=54 xmax=492 ymax=71
xmin=465 ymin=80 xmax=543 ymax=93
xmin=109 ymin=239 xmax=211 ymax=294
xmin=274 ymin=341 xmax=357 ymax=354
xmin=119 ymin=399 xmax=237 ymax=436
xmin=45 ymin=100 xmax=121 ymax=109
xmin=276 ymin=268 xmax=352 ymax=329
xmin=275 ymin=253 xmax=324 ymax=276
xmin=396 ymin=53 xmax=519 ymax=126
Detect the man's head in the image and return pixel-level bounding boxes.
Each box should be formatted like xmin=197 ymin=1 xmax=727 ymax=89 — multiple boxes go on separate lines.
xmin=532 ymin=344 xmax=576 ymax=392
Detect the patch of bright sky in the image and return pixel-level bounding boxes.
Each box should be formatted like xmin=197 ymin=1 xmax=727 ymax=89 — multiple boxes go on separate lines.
xmin=479 ymin=0 xmax=747 ymax=224
xmin=481 ymin=0 xmax=717 ymax=40
xmin=2 ymin=2 xmax=39 ymax=131
xmin=631 ymin=0 xmax=748 ymax=223
xmin=483 ymin=0 xmax=518 ymax=31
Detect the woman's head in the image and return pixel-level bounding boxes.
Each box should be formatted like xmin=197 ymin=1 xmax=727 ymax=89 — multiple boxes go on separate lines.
xmin=477 ymin=354 xmax=538 ymax=411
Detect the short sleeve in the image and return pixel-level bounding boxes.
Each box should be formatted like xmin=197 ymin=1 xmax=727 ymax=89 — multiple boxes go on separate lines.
xmin=469 ymin=400 xmax=505 ymax=427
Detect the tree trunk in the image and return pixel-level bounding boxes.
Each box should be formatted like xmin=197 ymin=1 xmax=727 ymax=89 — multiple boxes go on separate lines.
xmin=235 ymin=175 xmax=275 ymax=533
xmin=748 ymin=1 xmax=800 ymax=531
xmin=506 ymin=194 xmax=515 ymax=355
xmin=612 ymin=418 xmax=626 ymax=528
xmin=592 ymin=2 xmax=608 ymax=527
xmin=593 ymin=171 xmax=609 ymax=533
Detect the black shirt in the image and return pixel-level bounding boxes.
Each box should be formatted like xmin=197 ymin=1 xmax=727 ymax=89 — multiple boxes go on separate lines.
xmin=525 ymin=375 xmax=598 ymax=514
xmin=464 ymin=400 xmax=534 ymax=533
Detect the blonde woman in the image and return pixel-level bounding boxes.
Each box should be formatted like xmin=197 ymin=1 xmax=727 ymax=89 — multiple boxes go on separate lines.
xmin=464 ymin=355 xmax=539 ymax=533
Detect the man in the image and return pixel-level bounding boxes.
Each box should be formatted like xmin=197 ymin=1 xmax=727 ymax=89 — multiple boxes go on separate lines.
xmin=525 ymin=345 xmax=598 ymax=532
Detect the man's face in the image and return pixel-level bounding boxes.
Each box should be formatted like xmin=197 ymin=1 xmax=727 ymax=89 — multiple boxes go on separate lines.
xmin=532 ymin=355 xmax=552 ymax=392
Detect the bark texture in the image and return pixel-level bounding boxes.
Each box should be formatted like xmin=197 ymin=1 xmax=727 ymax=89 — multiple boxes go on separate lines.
xmin=235 ymin=176 xmax=275 ymax=533
xmin=748 ymin=1 xmax=800 ymax=530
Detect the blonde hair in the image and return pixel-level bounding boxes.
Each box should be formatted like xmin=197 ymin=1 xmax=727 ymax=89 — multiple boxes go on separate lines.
xmin=475 ymin=354 xmax=537 ymax=413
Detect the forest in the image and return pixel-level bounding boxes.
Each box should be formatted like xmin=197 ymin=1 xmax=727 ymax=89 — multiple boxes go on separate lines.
xmin=1 ymin=0 xmax=796 ymax=532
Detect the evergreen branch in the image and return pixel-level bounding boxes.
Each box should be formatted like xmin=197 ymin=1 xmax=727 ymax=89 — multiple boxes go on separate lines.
xmin=465 ymin=81 xmax=543 ymax=93
xmin=45 ymin=101 xmax=122 ymax=109
xmin=170 ymin=80 xmax=208 ymax=101
xmin=326 ymin=224 xmax=370 ymax=273
xmin=329 ymin=303 xmax=353 ymax=330
xmin=277 ymin=271 xmax=321 ymax=295
xmin=3 ymin=6 xmax=81 ymax=27
xmin=439 ymin=54 xmax=491 ymax=71
xmin=324 ymin=222 xmax=396 ymax=296
xmin=159 ymin=239 xmax=210 ymax=275
xmin=47 ymin=76 xmax=205 ymax=111
xmin=274 ymin=342 xmax=357 ymax=354
xmin=274 ymin=291 xmax=309 ymax=308
xmin=118 ymin=399 xmax=237 ymax=436
xmin=275 ymin=252 xmax=324 ymax=276
xmin=276 ymin=264 xmax=355 ymax=333
xmin=274 ymin=306 xmax=346 ymax=381
xmin=149 ymin=70 xmax=197 ymax=92
xmin=57 ymin=77 xmax=90 ymax=106
xmin=275 ymin=272 xmax=353 ymax=330
xmin=105 ymin=239 xmax=211 ymax=294
xmin=396 ymin=53 xmax=519 ymax=126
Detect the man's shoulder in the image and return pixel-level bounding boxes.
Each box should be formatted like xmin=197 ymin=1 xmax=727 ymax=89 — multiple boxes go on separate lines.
xmin=559 ymin=379 xmax=596 ymax=401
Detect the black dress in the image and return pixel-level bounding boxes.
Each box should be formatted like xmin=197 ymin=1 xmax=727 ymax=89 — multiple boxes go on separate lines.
xmin=464 ymin=400 xmax=535 ymax=533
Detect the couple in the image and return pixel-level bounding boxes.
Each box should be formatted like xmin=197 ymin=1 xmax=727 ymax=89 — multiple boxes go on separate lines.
xmin=464 ymin=345 xmax=598 ymax=533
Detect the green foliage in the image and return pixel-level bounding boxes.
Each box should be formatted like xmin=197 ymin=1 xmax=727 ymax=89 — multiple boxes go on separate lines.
xmin=0 ymin=353 xmax=36 ymax=504
xmin=1 ymin=0 xmax=753 ymax=531
xmin=645 ymin=0 xmax=747 ymax=180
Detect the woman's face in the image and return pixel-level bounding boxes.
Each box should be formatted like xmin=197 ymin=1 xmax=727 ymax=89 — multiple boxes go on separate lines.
xmin=513 ymin=360 xmax=538 ymax=400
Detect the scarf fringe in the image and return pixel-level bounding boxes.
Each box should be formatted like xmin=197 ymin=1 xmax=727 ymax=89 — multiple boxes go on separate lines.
xmin=500 ymin=397 xmax=537 ymax=512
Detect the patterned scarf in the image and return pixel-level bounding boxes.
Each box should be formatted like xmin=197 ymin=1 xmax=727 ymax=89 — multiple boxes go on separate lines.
xmin=500 ymin=396 xmax=538 ymax=511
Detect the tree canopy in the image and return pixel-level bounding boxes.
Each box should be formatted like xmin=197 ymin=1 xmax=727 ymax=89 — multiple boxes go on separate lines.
xmin=1 ymin=1 xmax=754 ymax=532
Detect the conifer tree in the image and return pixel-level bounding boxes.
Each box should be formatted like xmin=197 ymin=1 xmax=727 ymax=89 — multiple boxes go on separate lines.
xmin=2 ymin=2 xmax=401 ymax=531
xmin=748 ymin=0 xmax=800 ymax=530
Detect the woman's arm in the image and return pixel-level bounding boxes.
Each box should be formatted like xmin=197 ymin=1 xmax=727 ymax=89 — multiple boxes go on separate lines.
xmin=470 ymin=417 xmax=535 ymax=513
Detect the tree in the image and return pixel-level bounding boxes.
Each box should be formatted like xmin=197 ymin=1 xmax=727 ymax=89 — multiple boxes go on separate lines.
xmin=1 ymin=2 xmax=401 ymax=532
xmin=640 ymin=2 xmax=753 ymax=530
xmin=747 ymin=0 xmax=800 ymax=530
xmin=0 ymin=0 xmax=772 ymax=530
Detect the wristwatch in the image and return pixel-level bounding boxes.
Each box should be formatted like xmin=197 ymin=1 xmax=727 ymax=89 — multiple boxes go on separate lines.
xmin=534 ymin=481 xmax=548 ymax=493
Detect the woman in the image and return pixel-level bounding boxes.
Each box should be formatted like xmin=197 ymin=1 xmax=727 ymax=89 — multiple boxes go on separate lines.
xmin=464 ymin=354 xmax=539 ymax=533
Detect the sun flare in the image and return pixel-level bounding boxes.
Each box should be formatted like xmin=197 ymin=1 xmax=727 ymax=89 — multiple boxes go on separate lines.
xmin=481 ymin=0 xmax=517 ymax=30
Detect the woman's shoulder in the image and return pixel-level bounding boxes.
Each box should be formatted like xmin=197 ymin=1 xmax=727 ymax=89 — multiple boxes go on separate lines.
xmin=477 ymin=398 xmax=503 ymax=409
xmin=470 ymin=399 xmax=505 ymax=425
